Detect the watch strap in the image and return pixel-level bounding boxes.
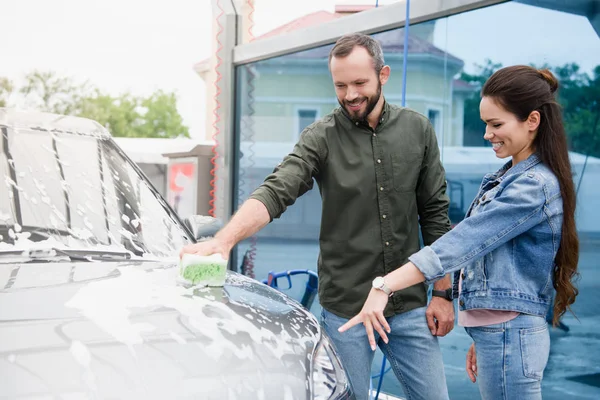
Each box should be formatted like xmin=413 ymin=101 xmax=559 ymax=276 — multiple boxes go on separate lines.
xmin=432 ymin=289 xmax=453 ymax=301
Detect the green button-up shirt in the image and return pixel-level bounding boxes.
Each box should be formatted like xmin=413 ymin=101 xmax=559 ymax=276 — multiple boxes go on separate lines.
xmin=250 ymin=101 xmax=451 ymax=319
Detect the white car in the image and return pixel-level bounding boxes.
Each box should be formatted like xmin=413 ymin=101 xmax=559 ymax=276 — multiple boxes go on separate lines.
xmin=0 ymin=108 xmax=354 ymax=400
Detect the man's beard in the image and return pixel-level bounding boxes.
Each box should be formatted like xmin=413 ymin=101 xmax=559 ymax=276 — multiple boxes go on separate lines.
xmin=339 ymin=82 xmax=382 ymax=124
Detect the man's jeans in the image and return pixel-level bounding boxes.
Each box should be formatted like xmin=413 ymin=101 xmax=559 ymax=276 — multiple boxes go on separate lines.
xmin=465 ymin=314 xmax=549 ymax=400
xmin=321 ymin=306 xmax=449 ymax=400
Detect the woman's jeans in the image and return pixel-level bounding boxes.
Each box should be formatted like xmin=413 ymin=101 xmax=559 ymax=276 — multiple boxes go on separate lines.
xmin=465 ymin=314 xmax=550 ymax=400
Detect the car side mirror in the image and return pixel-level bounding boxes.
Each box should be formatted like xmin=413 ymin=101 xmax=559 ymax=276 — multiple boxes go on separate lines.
xmin=183 ymin=215 xmax=223 ymax=241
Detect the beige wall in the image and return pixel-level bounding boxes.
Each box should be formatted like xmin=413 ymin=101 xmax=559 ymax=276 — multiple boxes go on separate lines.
xmin=241 ymin=63 xmax=466 ymax=147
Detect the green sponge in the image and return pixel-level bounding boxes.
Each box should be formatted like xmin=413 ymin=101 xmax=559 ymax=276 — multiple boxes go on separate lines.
xmin=179 ymin=253 xmax=228 ymax=286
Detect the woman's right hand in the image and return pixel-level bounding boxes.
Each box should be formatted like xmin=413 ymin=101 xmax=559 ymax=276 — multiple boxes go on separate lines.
xmin=466 ymin=342 xmax=478 ymax=383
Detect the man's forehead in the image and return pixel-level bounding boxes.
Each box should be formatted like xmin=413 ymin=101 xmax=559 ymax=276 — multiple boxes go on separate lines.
xmin=330 ymin=46 xmax=372 ymax=65
xmin=330 ymin=50 xmax=375 ymax=79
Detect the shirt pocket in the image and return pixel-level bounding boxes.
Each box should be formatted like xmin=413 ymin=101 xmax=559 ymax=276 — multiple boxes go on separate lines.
xmin=391 ymin=153 xmax=422 ymax=193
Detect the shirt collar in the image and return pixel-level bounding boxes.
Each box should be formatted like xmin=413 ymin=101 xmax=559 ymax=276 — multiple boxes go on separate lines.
xmin=485 ymin=153 xmax=542 ymax=182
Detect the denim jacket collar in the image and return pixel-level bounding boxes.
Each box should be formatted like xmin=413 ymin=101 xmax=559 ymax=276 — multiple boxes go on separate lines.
xmin=483 ymin=153 xmax=542 ymax=185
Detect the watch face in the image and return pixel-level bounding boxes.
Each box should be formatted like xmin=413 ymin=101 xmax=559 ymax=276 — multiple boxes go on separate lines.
xmin=373 ymin=277 xmax=384 ymax=288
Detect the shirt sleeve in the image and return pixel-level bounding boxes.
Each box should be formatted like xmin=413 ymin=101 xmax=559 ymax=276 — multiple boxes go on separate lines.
xmin=416 ymin=120 xmax=452 ymax=246
xmin=249 ymin=127 xmax=325 ymax=221
xmin=409 ymin=173 xmax=548 ymax=284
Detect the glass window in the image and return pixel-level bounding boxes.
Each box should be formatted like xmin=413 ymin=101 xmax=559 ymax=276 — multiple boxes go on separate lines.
xmin=405 ymin=1 xmax=600 ymax=398
xmin=0 ymin=127 xmax=190 ymax=258
xmin=297 ymin=108 xmax=318 ymax=135
xmin=234 ymin=1 xmax=600 ymax=397
xmin=234 ymin=46 xmax=332 ymax=301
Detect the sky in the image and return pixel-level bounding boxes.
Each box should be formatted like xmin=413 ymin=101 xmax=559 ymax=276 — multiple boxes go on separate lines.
xmin=0 ymin=0 xmax=398 ymax=138
xmin=1 ymin=0 xmax=599 ymax=139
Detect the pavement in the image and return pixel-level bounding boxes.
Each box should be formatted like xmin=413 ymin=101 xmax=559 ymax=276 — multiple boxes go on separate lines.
xmin=236 ymin=237 xmax=600 ymax=399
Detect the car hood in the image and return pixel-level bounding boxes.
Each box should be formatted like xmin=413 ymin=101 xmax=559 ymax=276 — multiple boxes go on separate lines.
xmin=0 ymin=260 xmax=320 ymax=399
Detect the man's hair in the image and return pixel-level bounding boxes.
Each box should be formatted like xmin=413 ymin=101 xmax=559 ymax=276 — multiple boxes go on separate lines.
xmin=328 ymin=33 xmax=385 ymax=74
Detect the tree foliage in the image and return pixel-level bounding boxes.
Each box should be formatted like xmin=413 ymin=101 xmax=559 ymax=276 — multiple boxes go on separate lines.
xmin=0 ymin=70 xmax=189 ymax=138
xmin=0 ymin=77 xmax=14 ymax=108
xmin=460 ymin=61 xmax=600 ymax=158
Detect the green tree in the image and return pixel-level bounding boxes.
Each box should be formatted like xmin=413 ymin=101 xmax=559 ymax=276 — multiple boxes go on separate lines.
xmin=77 ymin=90 xmax=189 ymax=138
xmin=138 ymin=90 xmax=189 ymax=138
xmin=19 ymin=70 xmax=89 ymax=115
xmin=11 ymin=70 xmax=189 ymax=138
xmin=0 ymin=77 xmax=14 ymax=108
xmin=553 ymin=64 xmax=600 ymax=158
xmin=459 ymin=59 xmax=502 ymax=146
xmin=461 ymin=61 xmax=600 ymax=158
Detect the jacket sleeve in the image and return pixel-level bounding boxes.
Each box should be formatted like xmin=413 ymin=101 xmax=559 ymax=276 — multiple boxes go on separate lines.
xmin=249 ymin=127 xmax=325 ymax=221
xmin=409 ymin=173 xmax=548 ymax=285
xmin=416 ymin=121 xmax=452 ymax=246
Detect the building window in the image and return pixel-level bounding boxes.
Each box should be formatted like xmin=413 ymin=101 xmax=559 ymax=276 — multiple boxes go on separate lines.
xmin=297 ymin=108 xmax=318 ymax=135
xmin=427 ymin=108 xmax=442 ymax=141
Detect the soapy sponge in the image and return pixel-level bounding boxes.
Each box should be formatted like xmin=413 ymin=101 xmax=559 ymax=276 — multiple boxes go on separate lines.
xmin=179 ymin=253 xmax=228 ymax=286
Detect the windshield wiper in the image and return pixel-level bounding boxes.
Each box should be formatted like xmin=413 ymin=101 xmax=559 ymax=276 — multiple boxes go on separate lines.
xmin=0 ymin=247 xmax=132 ymax=263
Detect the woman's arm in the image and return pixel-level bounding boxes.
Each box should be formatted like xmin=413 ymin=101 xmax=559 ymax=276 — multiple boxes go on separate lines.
xmin=338 ymin=172 xmax=549 ymax=348
xmin=337 ymin=262 xmax=424 ymax=350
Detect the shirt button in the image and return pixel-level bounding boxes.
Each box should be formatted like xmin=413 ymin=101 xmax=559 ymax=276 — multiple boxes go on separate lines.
xmin=459 ymin=300 xmax=465 ymax=307
xmin=373 ymin=133 xmax=376 ymax=137
xmin=382 ymin=214 xmax=387 ymax=219
xmin=377 ymin=159 xmax=381 ymax=163
xmin=385 ymin=242 xmax=389 ymax=246
xmin=380 ymin=187 xmax=384 ymax=191
xmin=355 ymin=122 xmax=359 ymax=126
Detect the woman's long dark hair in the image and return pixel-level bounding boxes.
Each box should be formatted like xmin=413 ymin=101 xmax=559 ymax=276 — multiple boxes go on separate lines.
xmin=482 ymin=65 xmax=579 ymax=326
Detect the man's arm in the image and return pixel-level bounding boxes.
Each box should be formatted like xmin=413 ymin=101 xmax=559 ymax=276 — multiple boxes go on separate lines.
xmin=416 ymin=120 xmax=454 ymax=336
xmin=416 ymin=121 xmax=452 ymax=245
xmin=180 ymin=127 xmax=325 ymax=259
xmin=180 ymin=198 xmax=270 ymax=259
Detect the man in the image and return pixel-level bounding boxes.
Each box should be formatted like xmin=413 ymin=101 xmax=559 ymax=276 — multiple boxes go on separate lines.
xmin=181 ymin=33 xmax=454 ymax=400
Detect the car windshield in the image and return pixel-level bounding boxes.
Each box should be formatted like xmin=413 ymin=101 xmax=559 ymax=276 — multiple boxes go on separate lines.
xmin=0 ymin=116 xmax=191 ymax=260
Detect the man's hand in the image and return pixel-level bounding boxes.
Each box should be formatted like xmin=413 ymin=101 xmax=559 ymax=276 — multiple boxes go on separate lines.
xmin=426 ymin=296 xmax=455 ymax=336
xmin=179 ymin=238 xmax=231 ymax=260
xmin=466 ymin=342 xmax=477 ymax=382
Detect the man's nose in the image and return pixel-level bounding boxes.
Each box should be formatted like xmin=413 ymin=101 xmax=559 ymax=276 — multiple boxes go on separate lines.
xmin=345 ymin=89 xmax=359 ymax=102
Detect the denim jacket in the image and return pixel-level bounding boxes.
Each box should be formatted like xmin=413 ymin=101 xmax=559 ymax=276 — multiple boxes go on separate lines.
xmin=409 ymin=153 xmax=563 ymax=317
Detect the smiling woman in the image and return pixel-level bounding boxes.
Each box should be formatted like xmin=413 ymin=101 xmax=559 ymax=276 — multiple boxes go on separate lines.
xmin=339 ymin=65 xmax=580 ymax=400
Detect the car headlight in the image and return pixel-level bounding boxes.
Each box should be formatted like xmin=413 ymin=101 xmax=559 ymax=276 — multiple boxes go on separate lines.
xmin=311 ymin=332 xmax=352 ymax=399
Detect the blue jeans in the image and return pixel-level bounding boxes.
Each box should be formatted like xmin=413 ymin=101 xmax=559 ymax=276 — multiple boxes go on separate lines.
xmin=321 ymin=306 xmax=449 ymax=400
xmin=465 ymin=314 xmax=550 ymax=400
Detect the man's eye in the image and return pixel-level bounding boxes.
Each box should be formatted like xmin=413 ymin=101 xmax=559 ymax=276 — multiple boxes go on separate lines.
xmin=493 ymin=124 xmax=502 ymax=128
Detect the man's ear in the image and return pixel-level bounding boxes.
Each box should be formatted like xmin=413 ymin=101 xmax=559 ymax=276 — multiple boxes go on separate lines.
xmin=379 ymin=65 xmax=391 ymax=85
xmin=528 ymin=110 xmax=541 ymax=132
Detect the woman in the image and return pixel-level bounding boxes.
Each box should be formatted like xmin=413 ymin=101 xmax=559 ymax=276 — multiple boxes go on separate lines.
xmin=339 ymin=65 xmax=579 ymax=399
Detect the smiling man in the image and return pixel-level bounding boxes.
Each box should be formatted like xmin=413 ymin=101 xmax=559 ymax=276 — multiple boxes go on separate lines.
xmin=180 ymin=33 xmax=454 ymax=400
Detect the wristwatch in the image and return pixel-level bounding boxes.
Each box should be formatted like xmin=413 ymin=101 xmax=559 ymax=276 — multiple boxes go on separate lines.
xmin=432 ymin=288 xmax=453 ymax=301
xmin=372 ymin=276 xmax=393 ymax=296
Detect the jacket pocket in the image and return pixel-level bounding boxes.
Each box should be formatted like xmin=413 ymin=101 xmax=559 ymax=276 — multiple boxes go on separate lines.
xmin=470 ymin=186 xmax=501 ymax=217
xmin=520 ymin=325 xmax=550 ymax=380
xmin=391 ymin=153 xmax=422 ymax=192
